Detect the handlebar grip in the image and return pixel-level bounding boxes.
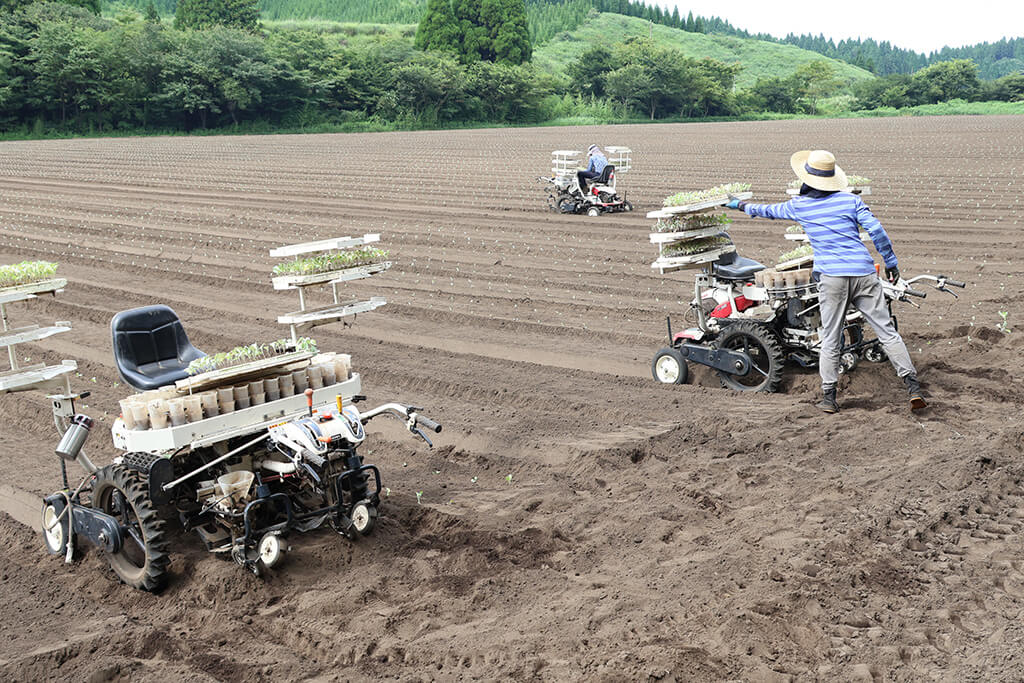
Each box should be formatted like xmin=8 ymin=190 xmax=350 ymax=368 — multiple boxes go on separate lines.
xmin=417 ymin=415 xmax=442 ymax=433
xmin=905 ymin=288 xmax=927 ymax=299
xmin=945 ymin=279 xmax=965 ymax=288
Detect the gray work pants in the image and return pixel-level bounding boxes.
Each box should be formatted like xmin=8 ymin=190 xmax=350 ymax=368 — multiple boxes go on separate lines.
xmin=818 ymin=274 xmax=916 ymax=389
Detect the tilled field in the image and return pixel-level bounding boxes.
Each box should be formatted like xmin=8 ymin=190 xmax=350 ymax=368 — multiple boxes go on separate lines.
xmin=1 ymin=116 xmax=1023 ymax=681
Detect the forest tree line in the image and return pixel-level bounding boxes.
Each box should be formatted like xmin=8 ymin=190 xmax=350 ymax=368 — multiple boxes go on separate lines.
xmin=0 ymin=2 xmax=1022 ymax=136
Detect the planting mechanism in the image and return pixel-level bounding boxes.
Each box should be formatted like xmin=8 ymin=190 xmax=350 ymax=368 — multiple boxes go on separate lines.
xmin=32 ymin=236 xmax=442 ymax=591
xmin=539 ymin=147 xmax=634 ymax=217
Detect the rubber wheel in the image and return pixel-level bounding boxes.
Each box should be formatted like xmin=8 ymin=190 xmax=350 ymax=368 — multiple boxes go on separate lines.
xmin=258 ymin=533 xmax=285 ymax=569
xmin=714 ymin=321 xmax=785 ymax=392
xmin=350 ymin=502 xmax=377 ymax=536
xmin=91 ymin=465 xmax=170 ymax=592
xmin=41 ymin=502 xmax=69 ymax=556
xmin=838 ymin=351 xmax=859 ymax=375
xmin=587 ymin=207 xmax=601 ymax=217
xmin=623 ymin=200 xmax=633 ymax=212
xmin=863 ymin=345 xmax=887 ymax=363
xmin=652 ymin=347 xmax=688 ymax=385
xmin=558 ymin=198 xmax=576 ymax=214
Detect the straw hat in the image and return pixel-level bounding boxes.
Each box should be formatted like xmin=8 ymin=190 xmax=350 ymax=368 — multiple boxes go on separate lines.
xmin=790 ymin=150 xmax=848 ymax=191
xmin=588 ymin=144 xmax=600 ymax=156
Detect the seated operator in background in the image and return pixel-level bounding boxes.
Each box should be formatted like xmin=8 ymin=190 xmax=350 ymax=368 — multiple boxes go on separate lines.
xmin=577 ymin=144 xmax=607 ymax=193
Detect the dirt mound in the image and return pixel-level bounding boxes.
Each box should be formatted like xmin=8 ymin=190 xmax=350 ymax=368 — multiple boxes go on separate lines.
xmin=2 ymin=115 xmax=1023 ymax=680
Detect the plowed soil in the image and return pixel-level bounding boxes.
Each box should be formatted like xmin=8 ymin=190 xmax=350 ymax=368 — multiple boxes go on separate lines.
xmin=1 ymin=115 xmax=1023 ymax=681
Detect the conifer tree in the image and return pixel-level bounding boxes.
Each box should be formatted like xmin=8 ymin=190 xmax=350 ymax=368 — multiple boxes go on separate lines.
xmin=482 ymin=0 xmax=531 ymax=65
xmin=415 ymin=0 xmax=460 ymax=53
xmin=175 ymin=0 xmax=258 ymax=31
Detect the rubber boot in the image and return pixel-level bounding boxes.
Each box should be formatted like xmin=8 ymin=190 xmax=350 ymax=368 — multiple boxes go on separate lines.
xmin=904 ymin=375 xmax=927 ymax=411
xmin=817 ymin=387 xmax=839 ymax=414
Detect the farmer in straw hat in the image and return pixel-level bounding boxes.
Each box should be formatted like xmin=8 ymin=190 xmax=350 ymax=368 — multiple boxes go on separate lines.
xmin=577 ymin=144 xmax=607 ymax=194
xmin=726 ymin=150 xmax=926 ymax=414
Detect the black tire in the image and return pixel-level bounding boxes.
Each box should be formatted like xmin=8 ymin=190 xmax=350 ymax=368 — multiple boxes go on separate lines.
xmin=623 ymin=200 xmax=633 ymax=212
xmin=92 ymin=465 xmax=170 ymax=592
xmin=557 ymin=198 xmax=576 ymax=214
xmin=715 ymin=321 xmax=785 ymax=392
xmin=652 ymin=347 xmax=688 ymax=385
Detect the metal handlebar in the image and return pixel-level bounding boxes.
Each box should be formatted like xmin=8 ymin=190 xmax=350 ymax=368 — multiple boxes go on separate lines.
xmin=905 ymin=287 xmax=927 ymax=299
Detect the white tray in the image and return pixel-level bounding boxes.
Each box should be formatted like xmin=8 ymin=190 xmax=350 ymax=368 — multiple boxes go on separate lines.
xmin=0 ymin=278 xmax=67 ymax=305
xmin=113 ymin=374 xmax=362 ymax=453
xmin=271 ymin=261 xmax=391 ymax=290
xmin=648 ymin=192 xmax=752 ymax=219
xmin=650 ymin=226 xmax=728 ymax=244
xmin=269 ymin=234 xmax=380 ymax=259
xmin=775 ymin=254 xmax=814 ymax=271
xmin=175 ymin=350 xmax=314 ymax=392
xmin=0 ymin=360 xmax=77 ymax=394
xmin=652 ymin=246 xmax=736 ymax=274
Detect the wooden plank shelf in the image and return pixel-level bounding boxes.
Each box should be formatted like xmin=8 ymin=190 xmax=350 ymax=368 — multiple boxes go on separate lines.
xmin=271 ymin=261 xmax=391 ymax=291
xmin=651 ymin=245 xmax=736 ymax=274
xmin=0 ymin=360 xmax=77 ymax=394
xmin=269 ymin=234 xmax=380 ymax=259
xmin=0 ymin=278 xmax=67 ymax=305
xmin=0 ymin=323 xmax=71 ymax=348
xmin=647 ymin=192 xmax=752 ymax=219
xmin=277 ymin=298 xmax=387 ymax=330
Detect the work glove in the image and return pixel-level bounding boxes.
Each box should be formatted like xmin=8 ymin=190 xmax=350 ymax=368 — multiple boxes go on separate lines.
xmin=885 ymin=266 xmax=900 ymax=283
xmin=725 ymin=198 xmax=746 ymax=211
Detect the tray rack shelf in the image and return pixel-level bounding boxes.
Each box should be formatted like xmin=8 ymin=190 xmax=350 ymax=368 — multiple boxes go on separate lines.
xmin=0 ymin=278 xmax=77 ymax=395
xmin=648 ymin=193 xmax=751 ymax=274
xmin=270 ymin=234 xmax=392 ymax=341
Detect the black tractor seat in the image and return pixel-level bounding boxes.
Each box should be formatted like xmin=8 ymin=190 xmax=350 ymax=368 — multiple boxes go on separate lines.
xmin=111 ymin=305 xmax=206 ymax=391
xmin=592 ymin=164 xmax=615 ymax=185
xmin=712 ymin=251 xmax=766 ymax=281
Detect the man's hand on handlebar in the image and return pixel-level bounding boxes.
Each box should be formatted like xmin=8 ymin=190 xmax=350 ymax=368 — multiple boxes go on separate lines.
xmin=885 ymin=265 xmax=900 ymax=283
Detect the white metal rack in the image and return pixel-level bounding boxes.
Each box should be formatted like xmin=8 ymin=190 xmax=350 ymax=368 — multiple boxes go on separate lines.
xmin=270 ymin=234 xmax=392 ymax=342
xmin=0 ymin=278 xmax=78 ymax=395
xmin=648 ymin=193 xmax=751 ymax=274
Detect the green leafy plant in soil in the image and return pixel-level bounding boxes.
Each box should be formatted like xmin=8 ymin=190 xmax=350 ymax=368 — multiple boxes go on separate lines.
xmin=785 ymin=224 xmax=805 ymax=233
xmin=654 ymin=213 xmax=731 ymax=233
xmin=272 ymin=248 xmax=388 ymax=277
xmin=779 ymin=244 xmax=814 ymax=262
xmin=0 ymin=261 xmax=59 ymax=288
xmin=661 ymin=235 xmax=733 ymax=257
xmin=664 ymin=183 xmax=751 ymax=207
xmin=187 ymin=337 xmax=319 ymax=375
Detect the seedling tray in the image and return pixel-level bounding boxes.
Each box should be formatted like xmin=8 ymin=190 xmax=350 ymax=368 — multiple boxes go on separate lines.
xmin=652 ymin=245 xmax=736 ymax=274
xmin=272 ymin=261 xmax=391 ymax=290
xmin=647 ymin=192 xmax=752 ymax=219
xmin=113 ymin=374 xmax=362 ymax=453
xmin=0 ymin=323 xmax=71 ymax=348
xmin=269 ymin=235 xmax=380 ymax=259
xmin=176 ymin=350 xmax=314 ymax=392
xmin=775 ymin=254 xmax=815 ymax=271
xmin=650 ymin=226 xmax=728 ymax=244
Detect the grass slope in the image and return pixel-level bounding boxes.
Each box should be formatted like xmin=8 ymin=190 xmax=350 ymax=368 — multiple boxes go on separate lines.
xmin=533 ymin=13 xmax=873 ymax=89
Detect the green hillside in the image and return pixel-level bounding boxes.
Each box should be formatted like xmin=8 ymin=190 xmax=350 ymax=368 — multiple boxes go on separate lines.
xmin=534 ymin=13 xmax=873 ymax=89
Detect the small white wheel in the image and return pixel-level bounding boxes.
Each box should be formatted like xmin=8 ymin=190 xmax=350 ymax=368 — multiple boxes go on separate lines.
xmin=350 ymin=502 xmax=377 ymax=536
xmin=838 ymin=352 xmax=859 ymax=374
xmin=652 ymin=347 xmax=688 ymax=385
xmin=587 ymin=207 xmax=601 ymax=217
xmin=258 ymin=533 xmax=285 ymax=569
xmin=863 ymin=345 xmax=887 ymax=363
xmin=42 ymin=503 xmax=68 ymax=555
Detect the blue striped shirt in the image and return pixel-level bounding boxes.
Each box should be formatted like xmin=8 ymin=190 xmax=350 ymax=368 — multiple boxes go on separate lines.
xmin=743 ymin=193 xmax=897 ymax=277
xmin=587 ymin=153 xmax=607 ymax=174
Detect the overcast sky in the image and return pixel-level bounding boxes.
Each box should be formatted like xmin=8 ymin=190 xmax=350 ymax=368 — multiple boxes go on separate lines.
xmin=661 ymin=1 xmax=1023 ymax=54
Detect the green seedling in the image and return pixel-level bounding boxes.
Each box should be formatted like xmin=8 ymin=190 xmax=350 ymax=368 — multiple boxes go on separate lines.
xmin=661 ymin=236 xmax=733 ymax=258
xmin=415 ymin=491 xmax=423 ymax=504
xmin=664 ymin=183 xmax=751 ymax=208
xmin=779 ymin=244 xmax=814 ymax=263
xmin=272 ymin=247 xmax=388 ymax=277
xmin=186 ymin=337 xmax=318 ymax=375
xmin=505 ymin=474 xmax=513 ymax=484
xmin=997 ymin=310 xmax=1011 ymax=334
xmin=0 ymin=260 xmax=59 ymax=289
xmin=653 ymin=212 xmax=731 ymax=233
